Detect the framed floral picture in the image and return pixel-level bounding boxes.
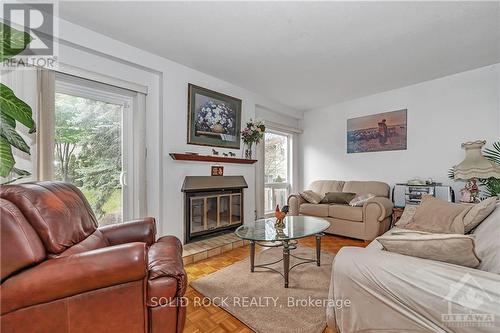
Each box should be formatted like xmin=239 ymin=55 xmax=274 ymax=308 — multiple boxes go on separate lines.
xmin=187 ymin=84 xmax=242 ymax=149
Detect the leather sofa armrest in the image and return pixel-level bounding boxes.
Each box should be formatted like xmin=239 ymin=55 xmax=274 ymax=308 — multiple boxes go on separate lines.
xmin=288 ymin=193 xmax=306 ymax=216
xmin=1 ymin=243 xmax=147 ymax=315
xmin=148 ymin=236 xmax=187 ymax=298
xmin=99 ymin=217 xmax=156 ymax=246
xmin=363 ymin=197 xmax=394 ymax=222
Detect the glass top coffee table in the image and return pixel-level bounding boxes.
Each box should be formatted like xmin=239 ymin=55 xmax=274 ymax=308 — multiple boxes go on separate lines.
xmin=234 ymin=216 xmax=330 ymax=288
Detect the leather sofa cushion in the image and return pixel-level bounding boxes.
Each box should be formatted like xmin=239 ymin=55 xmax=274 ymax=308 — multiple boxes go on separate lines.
xmin=300 ymin=203 xmax=330 ymax=217
xmin=148 ymin=236 xmax=187 ymax=297
xmin=55 ymin=230 xmax=109 ymax=258
xmin=1 ymin=199 xmax=46 ymax=280
xmin=0 ymin=182 xmax=99 ymax=254
xmin=308 ymin=180 xmax=345 ymax=196
xmin=342 ymin=181 xmax=390 ymax=198
xmin=329 ymin=204 xmax=363 ymax=222
xmin=1 ymin=243 xmax=147 ymax=315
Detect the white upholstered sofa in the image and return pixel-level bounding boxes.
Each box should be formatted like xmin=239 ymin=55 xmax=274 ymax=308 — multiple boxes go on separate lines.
xmin=288 ymin=180 xmax=394 ymax=241
xmin=327 ymin=202 xmax=500 ymax=333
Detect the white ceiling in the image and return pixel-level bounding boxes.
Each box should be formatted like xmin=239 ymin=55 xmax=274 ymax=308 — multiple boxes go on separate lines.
xmin=59 ymin=1 xmax=500 ymax=111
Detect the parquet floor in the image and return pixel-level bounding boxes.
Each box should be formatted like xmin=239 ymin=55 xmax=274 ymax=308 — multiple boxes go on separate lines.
xmin=183 ymin=234 xmax=366 ymax=333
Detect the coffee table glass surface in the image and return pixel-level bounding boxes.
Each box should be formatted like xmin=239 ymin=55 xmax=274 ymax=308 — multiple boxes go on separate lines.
xmin=234 ymin=215 xmax=329 ymax=241
xmin=235 ymin=216 xmax=330 ymax=288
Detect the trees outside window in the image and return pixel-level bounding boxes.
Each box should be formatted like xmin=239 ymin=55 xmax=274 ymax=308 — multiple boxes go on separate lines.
xmin=264 ymin=132 xmax=290 ymax=213
xmin=54 ymin=93 xmax=123 ymax=225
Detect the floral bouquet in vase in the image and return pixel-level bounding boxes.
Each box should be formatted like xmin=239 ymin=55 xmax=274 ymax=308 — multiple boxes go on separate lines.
xmin=241 ymin=119 xmax=265 ymax=159
xmin=195 ymin=101 xmax=235 ymax=135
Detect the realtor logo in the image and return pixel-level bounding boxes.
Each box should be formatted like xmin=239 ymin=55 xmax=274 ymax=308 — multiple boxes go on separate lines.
xmin=3 ymin=3 xmax=54 ymax=56
xmin=442 ymin=273 xmax=495 ymax=328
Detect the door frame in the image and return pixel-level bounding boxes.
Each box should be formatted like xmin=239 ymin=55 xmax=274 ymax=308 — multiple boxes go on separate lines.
xmin=52 ymin=73 xmax=147 ymax=221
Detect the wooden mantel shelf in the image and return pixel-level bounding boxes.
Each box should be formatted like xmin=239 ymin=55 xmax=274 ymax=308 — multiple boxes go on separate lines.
xmin=169 ymin=153 xmax=257 ymax=164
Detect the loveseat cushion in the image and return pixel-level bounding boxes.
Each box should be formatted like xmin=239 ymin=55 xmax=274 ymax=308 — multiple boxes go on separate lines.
xmin=308 ymin=180 xmax=345 ymax=196
xmin=328 ymin=204 xmax=363 ymax=222
xmin=300 ymin=203 xmax=330 ymax=217
xmin=342 ymin=181 xmax=389 ymax=198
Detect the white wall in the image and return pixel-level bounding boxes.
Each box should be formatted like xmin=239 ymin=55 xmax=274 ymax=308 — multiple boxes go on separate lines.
xmin=12 ymin=18 xmax=300 ymax=242
xmin=300 ymin=64 xmax=500 ymax=198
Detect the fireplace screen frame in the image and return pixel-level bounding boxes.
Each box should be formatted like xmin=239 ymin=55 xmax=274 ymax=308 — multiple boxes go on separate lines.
xmin=184 ymin=188 xmax=244 ymax=243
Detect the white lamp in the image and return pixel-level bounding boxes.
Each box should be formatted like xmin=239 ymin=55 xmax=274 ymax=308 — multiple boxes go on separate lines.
xmin=454 ymin=140 xmax=500 ymax=202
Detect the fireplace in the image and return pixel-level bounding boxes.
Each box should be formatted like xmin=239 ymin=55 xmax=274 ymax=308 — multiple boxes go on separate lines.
xmin=182 ymin=176 xmax=248 ymax=243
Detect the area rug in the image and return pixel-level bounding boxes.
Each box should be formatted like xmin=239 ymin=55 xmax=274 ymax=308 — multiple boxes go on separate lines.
xmin=190 ymin=246 xmax=335 ymax=333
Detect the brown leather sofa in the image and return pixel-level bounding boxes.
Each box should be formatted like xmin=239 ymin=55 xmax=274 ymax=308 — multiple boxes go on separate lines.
xmin=288 ymin=180 xmax=393 ymax=241
xmin=0 ymin=182 xmax=187 ymax=333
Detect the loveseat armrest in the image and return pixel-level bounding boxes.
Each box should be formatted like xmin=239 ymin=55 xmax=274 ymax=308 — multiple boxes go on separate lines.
xmin=288 ymin=193 xmax=306 ymax=216
xmin=1 ymin=243 xmax=147 ymax=315
xmin=100 ymin=217 xmax=156 ymax=246
xmin=148 ymin=236 xmax=187 ymax=298
xmin=363 ymin=197 xmax=393 ymax=222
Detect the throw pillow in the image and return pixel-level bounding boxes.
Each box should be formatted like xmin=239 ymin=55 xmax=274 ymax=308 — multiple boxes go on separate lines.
xmin=320 ymin=192 xmax=356 ymax=204
xmin=377 ymin=230 xmax=481 ymax=268
xmin=463 ymin=197 xmax=497 ymax=233
xmin=394 ymin=205 xmax=418 ymax=227
xmin=300 ymin=190 xmax=324 ymax=204
xmin=349 ymin=193 xmax=376 ymax=207
xmin=404 ymin=196 xmax=471 ymax=234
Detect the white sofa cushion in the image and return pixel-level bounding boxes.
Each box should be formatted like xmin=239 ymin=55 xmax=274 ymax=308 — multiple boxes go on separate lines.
xmin=473 ymin=202 xmax=500 ymax=273
xmin=377 ymin=230 xmax=480 ymax=268
xmin=464 ymin=197 xmax=497 ymax=233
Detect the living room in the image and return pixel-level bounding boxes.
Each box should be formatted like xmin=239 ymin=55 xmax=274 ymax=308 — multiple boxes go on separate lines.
xmin=1 ymin=1 xmax=499 ymax=333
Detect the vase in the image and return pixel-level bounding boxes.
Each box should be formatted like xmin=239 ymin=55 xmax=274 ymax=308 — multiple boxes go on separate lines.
xmin=243 ymin=143 xmax=254 ymax=159
xmin=211 ymin=123 xmax=224 ymax=134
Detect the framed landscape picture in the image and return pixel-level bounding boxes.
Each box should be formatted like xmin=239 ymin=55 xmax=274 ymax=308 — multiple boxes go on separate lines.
xmin=347 ymin=109 xmax=407 ymax=153
xmin=187 ymin=84 xmax=242 ymax=149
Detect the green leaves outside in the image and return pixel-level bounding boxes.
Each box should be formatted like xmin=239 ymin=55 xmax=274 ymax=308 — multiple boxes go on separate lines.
xmin=0 ymin=22 xmax=35 ymax=178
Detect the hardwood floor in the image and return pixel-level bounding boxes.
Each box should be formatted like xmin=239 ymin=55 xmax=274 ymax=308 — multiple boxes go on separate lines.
xmin=183 ymin=234 xmax=365 ymax=333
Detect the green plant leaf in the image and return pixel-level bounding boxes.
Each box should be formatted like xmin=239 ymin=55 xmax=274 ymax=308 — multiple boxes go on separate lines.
xmin=0 ymin=83 xmax=35 ymax=132
xmin=0 ymin=22 xmax=32 ymax=62
xmin=11 ymin=167 xmax=30 ymax=176
xmin=0 ymin=111 xmax=30 ymax=153
xmin=483 ymin=141 xmax=500 ymax=165
xmin=0 ymin=136 xmax=15 ymax=177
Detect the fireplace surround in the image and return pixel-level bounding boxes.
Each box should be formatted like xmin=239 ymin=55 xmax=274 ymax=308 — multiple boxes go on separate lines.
xmin=182 ymin=176 xmax=248 ymax=243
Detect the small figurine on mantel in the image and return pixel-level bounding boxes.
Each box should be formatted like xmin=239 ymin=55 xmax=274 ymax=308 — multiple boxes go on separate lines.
xmin=212 ymin=149 xmax=219 ymax=156
xmin=228 ymin=152 xmax=236 ymax=157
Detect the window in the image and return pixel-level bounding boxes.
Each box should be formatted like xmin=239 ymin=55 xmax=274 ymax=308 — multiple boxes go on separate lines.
xmin=52 ymin=73 xmax=145 ymax=226
xmin=264 ymin=131 xmax=291 ymax=214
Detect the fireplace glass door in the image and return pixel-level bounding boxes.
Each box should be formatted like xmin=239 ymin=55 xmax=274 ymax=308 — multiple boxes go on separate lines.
xmin=190 ymin=197 xmax=205 ymax=234
xmin=231 ymin=194 xmax=241 ymax=223
xmin=188 ymin=191 xmax=243 ymax=240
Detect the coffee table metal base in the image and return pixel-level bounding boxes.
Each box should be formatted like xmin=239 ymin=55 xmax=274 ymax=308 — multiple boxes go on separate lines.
xmin=249 ymin=233 xmax=324 ymax=288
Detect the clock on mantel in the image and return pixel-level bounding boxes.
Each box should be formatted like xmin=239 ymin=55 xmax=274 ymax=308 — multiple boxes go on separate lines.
xmin=169 ymin=153 xmax=257 ymax=164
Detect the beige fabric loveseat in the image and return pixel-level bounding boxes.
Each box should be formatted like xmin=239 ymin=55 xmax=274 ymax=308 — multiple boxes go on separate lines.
xmin=288 ymin=180 xmax=393 ymax=241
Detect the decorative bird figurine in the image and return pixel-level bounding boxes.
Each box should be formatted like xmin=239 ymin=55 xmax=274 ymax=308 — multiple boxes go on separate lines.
xmin=212 ymin=149 xmax=219 ymax=156
xmin=274 ymin=205 xmax=287 ymax=228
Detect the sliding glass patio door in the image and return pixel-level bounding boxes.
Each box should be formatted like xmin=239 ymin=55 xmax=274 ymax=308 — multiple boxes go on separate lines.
xmin=54 ymin=74 xmax=144 ymax=225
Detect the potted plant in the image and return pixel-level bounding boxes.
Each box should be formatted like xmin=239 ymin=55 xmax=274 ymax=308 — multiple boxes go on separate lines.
xmin=0 ymin=22 xmax=36 ymax=183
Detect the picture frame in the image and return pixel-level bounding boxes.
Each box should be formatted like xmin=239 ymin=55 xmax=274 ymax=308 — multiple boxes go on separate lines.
xmin=211 ymin=165 xmax=224 ymax=176
xmin=347 ymin=109 xmax=407 ymax=153
xmin=187 ymin=84 xmax=242 ymax=149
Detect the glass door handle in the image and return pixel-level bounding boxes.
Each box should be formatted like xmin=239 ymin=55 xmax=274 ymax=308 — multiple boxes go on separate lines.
xmin=119 ymin=171 xmax=127 ymax=187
